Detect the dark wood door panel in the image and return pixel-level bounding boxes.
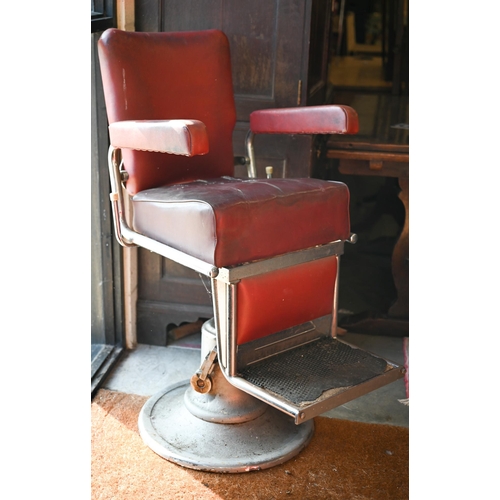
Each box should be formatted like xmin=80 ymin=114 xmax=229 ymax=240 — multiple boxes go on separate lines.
xmin=138 ymin=249 xmax=213 ymax=306
xmin=161 ymin=0 xmax=224 ymax=31
xmin=162 ymin=0 xmax=308 ymax=120
xmin=137 ymin=248 xmax=213 ymax=345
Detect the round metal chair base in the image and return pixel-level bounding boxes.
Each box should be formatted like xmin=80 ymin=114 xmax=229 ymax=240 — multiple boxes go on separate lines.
xmin=138 ymin=380 xmax=314 ymax=473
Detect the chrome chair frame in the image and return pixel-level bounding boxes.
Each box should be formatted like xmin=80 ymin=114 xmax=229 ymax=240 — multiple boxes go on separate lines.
xmin=108 ymin=144 xmax=401 ymax=425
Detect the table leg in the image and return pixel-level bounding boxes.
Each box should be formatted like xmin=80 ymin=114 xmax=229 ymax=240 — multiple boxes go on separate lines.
xmin=388 ymin=172 xmax=409 ymax=319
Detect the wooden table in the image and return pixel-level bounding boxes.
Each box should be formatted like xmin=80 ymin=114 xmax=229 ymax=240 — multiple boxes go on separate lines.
xmin=326 ymin=93 xmax=409 ymax=335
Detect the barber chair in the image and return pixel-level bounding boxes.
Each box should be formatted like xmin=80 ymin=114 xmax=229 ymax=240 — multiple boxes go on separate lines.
xmin=98 ymin=28 xmax=405 ymax=473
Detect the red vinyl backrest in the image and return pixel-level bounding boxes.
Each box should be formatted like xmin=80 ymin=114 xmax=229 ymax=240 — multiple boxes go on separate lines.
xmin=98 ymin=29 xmax=237 ymax=195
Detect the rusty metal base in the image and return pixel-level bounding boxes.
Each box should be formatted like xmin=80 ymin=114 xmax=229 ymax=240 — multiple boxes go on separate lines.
xmin=138 ymin=378 xmax=314 ymax=473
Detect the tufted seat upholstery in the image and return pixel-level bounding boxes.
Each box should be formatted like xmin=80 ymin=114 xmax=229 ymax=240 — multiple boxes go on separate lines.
xmin=132 ymin=176 xmax=350 ymax=268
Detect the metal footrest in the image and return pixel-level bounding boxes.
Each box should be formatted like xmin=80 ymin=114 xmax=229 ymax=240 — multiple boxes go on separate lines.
xmin=237 ymin=336 xmax=405 ymax=424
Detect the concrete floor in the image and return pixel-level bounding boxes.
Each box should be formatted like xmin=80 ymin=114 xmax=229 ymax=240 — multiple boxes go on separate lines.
xmin=102 ymin=330 xmax=409 ymax=428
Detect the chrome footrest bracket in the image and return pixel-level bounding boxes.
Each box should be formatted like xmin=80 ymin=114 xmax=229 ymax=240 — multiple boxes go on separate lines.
xmin=234 ymin=336 xmax=405 ymax=424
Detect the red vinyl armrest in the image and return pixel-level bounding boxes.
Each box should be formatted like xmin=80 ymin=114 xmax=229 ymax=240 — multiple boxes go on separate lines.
xmin=108 ymin=119 xmax=210 ymax=156
xmin=249 ymin=105 xmax=359 ymax=135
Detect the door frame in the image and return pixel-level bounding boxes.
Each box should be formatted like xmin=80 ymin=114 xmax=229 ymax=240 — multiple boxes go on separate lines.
xmin=91 ymin=30 xmax=124 ymax=396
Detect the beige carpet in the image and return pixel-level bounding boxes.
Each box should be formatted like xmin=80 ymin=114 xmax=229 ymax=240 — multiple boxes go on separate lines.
xmin=92 ymin=389 xmax=409 ymax=500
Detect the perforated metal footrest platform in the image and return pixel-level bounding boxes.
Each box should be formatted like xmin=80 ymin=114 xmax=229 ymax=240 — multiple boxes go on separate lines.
xmin=237 ymin=336 xmax=405 ymax=424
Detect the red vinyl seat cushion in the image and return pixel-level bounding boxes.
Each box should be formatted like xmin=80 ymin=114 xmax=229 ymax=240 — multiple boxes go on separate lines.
xmin=132 ymin=177 xmax=350 ymax=268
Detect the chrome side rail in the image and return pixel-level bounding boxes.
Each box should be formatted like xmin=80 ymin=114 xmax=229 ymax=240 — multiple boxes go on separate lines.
xmin=120 ymin=227 xmax=219 ymax=278
xmin=108 ymin=146 xmax=135 ymax=248
xmin=217 ymin=240 xmax=345 ymax=283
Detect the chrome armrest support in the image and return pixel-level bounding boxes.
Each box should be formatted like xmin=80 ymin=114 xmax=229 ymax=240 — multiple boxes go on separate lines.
xmin=108 ymin=146 xmax=136 ymax=248
xmin=244 ymin=130 xmax=257 ymax=178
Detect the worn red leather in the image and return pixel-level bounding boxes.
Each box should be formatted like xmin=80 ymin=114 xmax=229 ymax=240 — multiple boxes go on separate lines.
xmin=250 ymin=105 xmax=359 ymax=135
xmin=236 ymin=256 xmax=337 ymax=344
xmin=108 ymin=120 xmax=209 ymax=156
xmin=98 ymin=29 xmax=236 ymax=195
xmin=132 ymin=177 xmax=350 ymax=268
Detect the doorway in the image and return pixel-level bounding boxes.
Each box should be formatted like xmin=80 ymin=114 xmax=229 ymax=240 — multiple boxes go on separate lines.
xmin=329 ymin=0 xmax=408 ymax=94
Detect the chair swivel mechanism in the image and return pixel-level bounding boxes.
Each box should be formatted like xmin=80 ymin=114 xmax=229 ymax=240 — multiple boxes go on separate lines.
xmin=98 ymin=28 xmax=405 ymax=473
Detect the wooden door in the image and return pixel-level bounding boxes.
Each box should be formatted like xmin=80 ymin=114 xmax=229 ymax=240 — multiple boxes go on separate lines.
xmin=133 ymin=0 xmax=333 ymax=344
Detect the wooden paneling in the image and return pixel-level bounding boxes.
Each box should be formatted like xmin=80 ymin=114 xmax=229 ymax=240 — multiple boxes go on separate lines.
xmin=161 ymin=0 xmax=307 ymax=118
xmin=137 ymin=249 xmax=213 ymax=345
